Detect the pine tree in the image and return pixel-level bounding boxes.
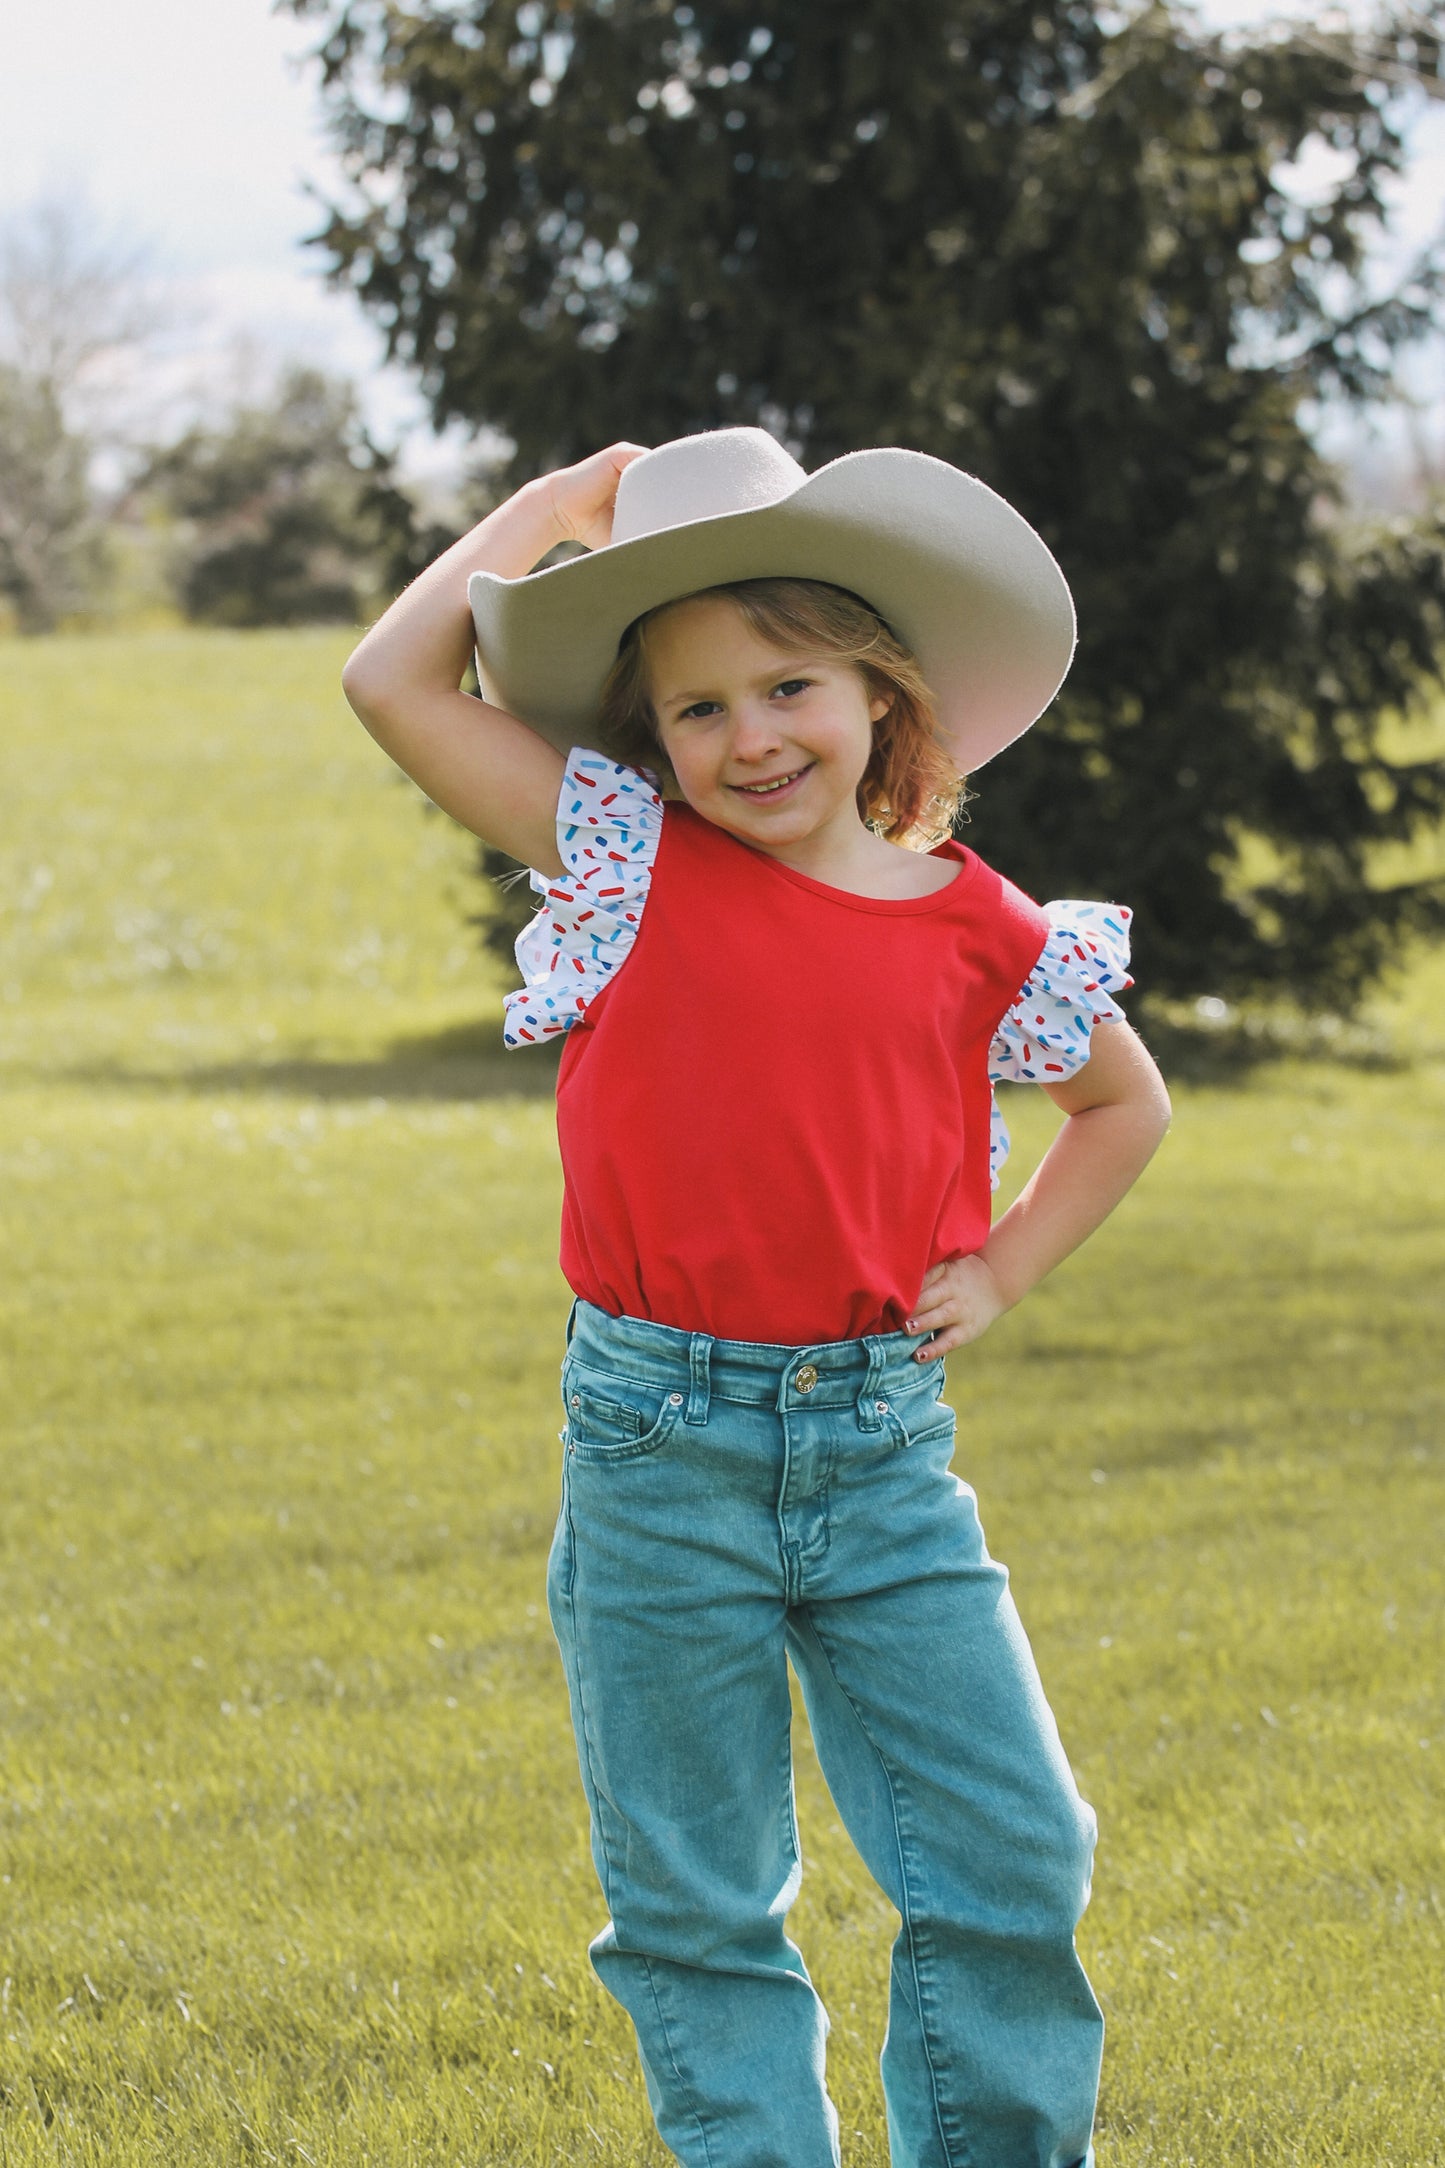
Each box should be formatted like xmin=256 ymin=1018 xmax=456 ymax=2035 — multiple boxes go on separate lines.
xmin=286 ymin=0 xmax=1445 ymax=1007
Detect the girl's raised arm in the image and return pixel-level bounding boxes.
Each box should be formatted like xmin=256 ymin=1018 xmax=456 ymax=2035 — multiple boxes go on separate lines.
xmin=340 ymin=443 xmax=647 ymax=876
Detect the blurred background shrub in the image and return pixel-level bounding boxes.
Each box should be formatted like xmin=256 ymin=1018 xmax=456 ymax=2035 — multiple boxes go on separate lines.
xmin=132 ymin=364 xmax=450 ymax=629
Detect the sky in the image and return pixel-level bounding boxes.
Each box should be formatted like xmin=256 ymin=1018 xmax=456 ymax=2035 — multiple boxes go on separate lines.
xmin=1 ymin=0 xmax=1441 ymax=491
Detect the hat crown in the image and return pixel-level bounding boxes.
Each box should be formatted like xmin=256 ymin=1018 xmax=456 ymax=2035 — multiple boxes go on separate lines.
xmin=611 ymin=427 xmax=807 ymax=547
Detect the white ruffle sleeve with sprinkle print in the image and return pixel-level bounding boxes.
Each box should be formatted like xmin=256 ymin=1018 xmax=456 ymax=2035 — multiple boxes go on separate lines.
xmin=504 ymin=752 xmax=1133 ymax=1187
xmin=502 ymin=753 xmax=664 ymax=1046
xmin=985 ymin=900 xmax=1134 ymax=1186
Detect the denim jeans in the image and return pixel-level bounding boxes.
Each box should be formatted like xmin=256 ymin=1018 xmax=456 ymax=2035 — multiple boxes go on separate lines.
xmin=547 ymin=1300 xmax=1103 ymax=2168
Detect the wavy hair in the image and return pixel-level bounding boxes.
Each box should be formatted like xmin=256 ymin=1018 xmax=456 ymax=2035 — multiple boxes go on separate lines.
xmin=596 ymin=577 xmax=965 ymax=847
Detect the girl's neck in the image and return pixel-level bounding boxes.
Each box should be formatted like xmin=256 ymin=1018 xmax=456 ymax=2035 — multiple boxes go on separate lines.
xmin=709 ymin=802 xmax=961 ymax=900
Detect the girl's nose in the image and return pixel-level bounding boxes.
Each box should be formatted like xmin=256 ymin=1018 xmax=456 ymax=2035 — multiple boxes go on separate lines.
xmin=731 ymin=703 xmax=783 ymax=760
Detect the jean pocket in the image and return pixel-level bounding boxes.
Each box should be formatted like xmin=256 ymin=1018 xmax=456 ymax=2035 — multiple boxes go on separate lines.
xmin=561 ymin=1360 xmax=687 ymax=1463
xmin=883 ymin=1366 xmax=955 ymax=1450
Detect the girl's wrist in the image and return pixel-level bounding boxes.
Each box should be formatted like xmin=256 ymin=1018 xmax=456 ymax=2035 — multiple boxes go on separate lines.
xmin=466 ymin=477 xmax=567 ymax=577
xmin=975 ymin=1243 xmax=1028 ymax=1314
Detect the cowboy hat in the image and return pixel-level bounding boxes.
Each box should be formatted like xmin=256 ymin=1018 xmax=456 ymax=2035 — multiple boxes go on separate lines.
xmin=468 ymin=426 xmax=1074 ymax=773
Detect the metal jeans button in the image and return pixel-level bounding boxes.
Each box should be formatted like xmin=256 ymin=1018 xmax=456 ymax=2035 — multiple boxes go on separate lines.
xmin=876 ymin=1399 xmax=890 ymax=1415
xmin=795 ymin=1363 xmax=819 ymax=1394
xmin=668 ymin=1392 xmax=684 ymax=1406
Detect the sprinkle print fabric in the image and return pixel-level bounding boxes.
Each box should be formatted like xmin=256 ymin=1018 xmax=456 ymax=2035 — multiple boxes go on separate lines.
xmin=986 ymin=900 xmax=1135 ymax=1186
xmin=502 ymin=751 xmax=663 ymax=1047
xmin=504 ymin=758 xmax=1133 ymax=1193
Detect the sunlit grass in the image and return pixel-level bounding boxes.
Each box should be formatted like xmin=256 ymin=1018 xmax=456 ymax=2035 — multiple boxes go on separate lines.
xmin=1 ymin=630 xmax=1442 ymax=2165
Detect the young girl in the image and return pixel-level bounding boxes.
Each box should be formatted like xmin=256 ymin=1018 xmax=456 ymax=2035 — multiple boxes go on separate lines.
xmin=342 ymin=429 xmax=1171 ymax=2168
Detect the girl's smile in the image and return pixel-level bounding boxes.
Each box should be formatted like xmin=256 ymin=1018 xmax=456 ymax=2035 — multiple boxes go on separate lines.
xmin=730 ymin=761 xmax=815 ymax=801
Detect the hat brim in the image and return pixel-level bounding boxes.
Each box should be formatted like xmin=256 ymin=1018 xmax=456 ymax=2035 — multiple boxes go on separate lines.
xmin=468 ymin=447 xmax=1074 ymax=774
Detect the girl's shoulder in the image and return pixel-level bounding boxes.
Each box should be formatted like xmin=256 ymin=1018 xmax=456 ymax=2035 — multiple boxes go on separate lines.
xmin=503 ymin=750 xmax=663 ymax=1046
xmin=989 ymin=897 xmax=1135 ymax=1083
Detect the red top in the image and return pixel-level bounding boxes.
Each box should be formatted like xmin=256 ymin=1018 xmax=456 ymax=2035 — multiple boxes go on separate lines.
xmin=554 ymin=801 xmax=1050 ymax=1345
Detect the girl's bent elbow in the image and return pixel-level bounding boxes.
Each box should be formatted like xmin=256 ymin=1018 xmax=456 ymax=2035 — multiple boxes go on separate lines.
xmin=340 ymin=653 xmax=393 ymax=730
xmin=340 ymin=650 xmax=373 ymax=706
xmin=1149 ymin=1078 xmax=1173 ymax=1141
xmin=1133 ymin=1038 xmax=1172 ymax=1135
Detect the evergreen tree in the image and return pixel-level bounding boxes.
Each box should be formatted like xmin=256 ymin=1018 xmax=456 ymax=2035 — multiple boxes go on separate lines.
xmin=287 ymin=0 xmax=1445 ymax=1007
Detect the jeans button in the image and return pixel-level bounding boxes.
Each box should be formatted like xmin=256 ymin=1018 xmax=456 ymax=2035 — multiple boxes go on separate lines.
xmin=795 ymin=1363 xmax=819 ymax=1395
xmin=668 ymin=1392 xmax=684 ymax=1406
xmin=876 ymin=1399 xmax=889 ymax=1414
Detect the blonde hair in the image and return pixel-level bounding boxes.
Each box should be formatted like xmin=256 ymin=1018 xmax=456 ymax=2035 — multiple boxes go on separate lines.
xmin=596 ymin=578 xmax=965 ymax=847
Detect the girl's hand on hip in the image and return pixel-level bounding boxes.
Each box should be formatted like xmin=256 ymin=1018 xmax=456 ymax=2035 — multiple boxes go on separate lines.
xmin=906 ymin=1254 xmax=1009 ymax=1358
xmin=542 ymin=443 xmax=650 ymax=552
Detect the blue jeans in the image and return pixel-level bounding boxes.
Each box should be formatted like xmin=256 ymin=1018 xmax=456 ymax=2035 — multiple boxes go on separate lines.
xmin=547 ymin=1300 xmax=1103 ymax=2168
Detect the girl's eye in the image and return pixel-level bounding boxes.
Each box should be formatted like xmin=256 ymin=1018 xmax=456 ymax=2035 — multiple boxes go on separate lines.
xmin=674 ymin=680 xmax=810 ymax=720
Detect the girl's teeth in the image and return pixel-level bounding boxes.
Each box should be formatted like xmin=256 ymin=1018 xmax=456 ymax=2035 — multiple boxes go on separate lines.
xmin=743 ymin=772 xmax=799 ymax=794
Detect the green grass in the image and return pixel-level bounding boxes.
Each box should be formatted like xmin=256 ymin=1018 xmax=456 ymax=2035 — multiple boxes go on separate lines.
xmin=2 ymin=629 xmax=1442 ymax=2166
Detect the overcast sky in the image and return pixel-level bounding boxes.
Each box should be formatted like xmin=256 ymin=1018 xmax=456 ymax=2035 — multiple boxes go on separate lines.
xmin=1 ymin=0 xmax=1441 ymax=484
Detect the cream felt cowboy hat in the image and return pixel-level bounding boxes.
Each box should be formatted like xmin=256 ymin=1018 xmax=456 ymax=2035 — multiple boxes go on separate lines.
xmin=468 ymin=426 xmax=1075 ymax=774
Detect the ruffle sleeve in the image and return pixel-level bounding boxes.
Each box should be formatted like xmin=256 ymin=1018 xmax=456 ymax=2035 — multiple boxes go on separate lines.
xmin=502 ymin=749 xmax=663 ymax=1047
xmin=986 ymin=899 xmax=1134 ymax=1186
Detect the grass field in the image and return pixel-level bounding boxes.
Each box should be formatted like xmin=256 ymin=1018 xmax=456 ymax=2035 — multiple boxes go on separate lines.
xmin=2 ymin=629 xmax=1443 ymax=2167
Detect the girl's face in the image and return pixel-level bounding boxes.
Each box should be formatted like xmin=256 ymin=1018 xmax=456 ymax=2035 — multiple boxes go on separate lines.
xmin=646 ymin=594 xmax=888 ymax=856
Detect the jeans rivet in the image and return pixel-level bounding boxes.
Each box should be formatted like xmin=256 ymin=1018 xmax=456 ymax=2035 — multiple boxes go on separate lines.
xmin=876 ymin=1399 xmax=889 ymax=1414
xmin=570 ymin=1394 xmax=581 ymax=1409
xmin=668 ymin=1392 xmax=684 ymax=1406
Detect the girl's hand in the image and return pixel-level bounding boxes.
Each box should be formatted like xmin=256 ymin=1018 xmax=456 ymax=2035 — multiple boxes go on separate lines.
xmin=906 ymin=1254 xmax=1009 ymax=1359
xmin=542 ymin=442 xmax=650 ymax=552
xmin=903 ymin=1026 xmax=1171 ymax=1366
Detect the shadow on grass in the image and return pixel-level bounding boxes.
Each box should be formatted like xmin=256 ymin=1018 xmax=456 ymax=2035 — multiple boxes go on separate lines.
xmin=1133 ymin=1006 xmax=1404 ymax=1084
xmin=51 ymin=1007 xmax=1407 ymax=1102
xmin=65 ymin=1020 xmax=565 ymax=1102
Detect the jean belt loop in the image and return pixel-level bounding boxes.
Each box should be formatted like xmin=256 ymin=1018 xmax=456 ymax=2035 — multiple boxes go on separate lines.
xmin=856 ymin=1335 xmax=887 ymax=1430
xmin=564 ymin=1297 xmax=580 ymax=1347
xmin=685 ymin=1332 xmax=713 ymax=1425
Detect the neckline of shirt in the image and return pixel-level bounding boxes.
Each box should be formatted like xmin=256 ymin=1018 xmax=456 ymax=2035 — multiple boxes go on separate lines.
xmin=675 ymin=804 xmax=984 ymax=916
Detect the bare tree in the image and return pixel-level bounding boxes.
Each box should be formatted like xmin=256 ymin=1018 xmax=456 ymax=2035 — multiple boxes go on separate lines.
xmin=0 ymin=192 xmax=170 ymax=631
xmin=0 ymin=192 xmax=171 ymax=411
xmin=0 ymin=367 xmax=101 ymax=632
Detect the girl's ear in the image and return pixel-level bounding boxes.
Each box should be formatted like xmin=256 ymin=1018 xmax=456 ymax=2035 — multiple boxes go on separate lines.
xmin=868 ymin=694 xmax=891 ymax=723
